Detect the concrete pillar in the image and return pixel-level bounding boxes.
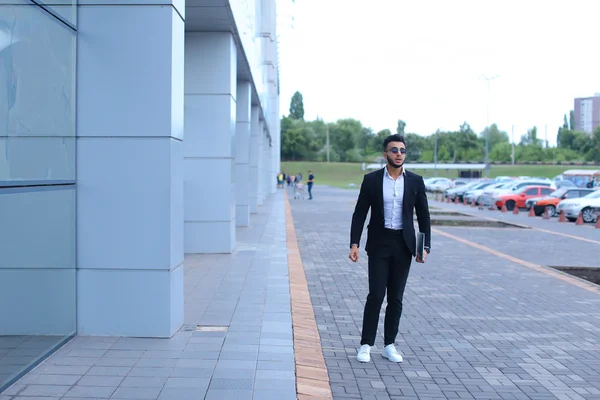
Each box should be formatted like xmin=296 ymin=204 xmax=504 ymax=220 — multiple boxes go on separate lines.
xmin=184 ymin=32 xmax=237 ymax=253
xmin=270 ymin=139 xmax=277 ymax=194
xmin=75 ymin=2 xmax=184 ymax=337
xmin=235 ymin=82 xmax=252 ymax=227
xmin=256 ymin=120 xmax=265 ymax=206
xmin=263 ymin=133 xmax=271 ymax=198
xmin=249 ymin=107 xmax=260 ymax=213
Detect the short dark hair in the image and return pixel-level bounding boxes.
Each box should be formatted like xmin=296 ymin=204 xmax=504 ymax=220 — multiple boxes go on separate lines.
xmin=383 ymin=134 xmax=406 ymax=150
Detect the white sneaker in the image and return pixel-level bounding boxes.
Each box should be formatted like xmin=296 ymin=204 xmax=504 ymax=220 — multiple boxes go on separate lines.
xmin=356 ymin=344 xmax=371 ymax=363
xmin=382 ymin=344 xmax=403 ymax=362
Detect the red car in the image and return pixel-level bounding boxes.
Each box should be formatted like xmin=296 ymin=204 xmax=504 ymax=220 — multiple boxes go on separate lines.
xmin=495 ymin=185 xmax=555 ymax=211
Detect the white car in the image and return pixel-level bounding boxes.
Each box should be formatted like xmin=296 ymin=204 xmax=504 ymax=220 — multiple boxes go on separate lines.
xmin=464 ymin=182 xmax=506 ymax=204
xmin=426 ymin=178 xmax=453 ymax=192
xmin=556 ymin=190 xmax=600 ymax=223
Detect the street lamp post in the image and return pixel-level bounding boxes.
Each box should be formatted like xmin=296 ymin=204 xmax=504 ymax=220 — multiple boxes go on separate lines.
xmin=434 ymin=130 xmax=438 ymax=177
xmin=481 ymin=75 xmax=500 ymax=177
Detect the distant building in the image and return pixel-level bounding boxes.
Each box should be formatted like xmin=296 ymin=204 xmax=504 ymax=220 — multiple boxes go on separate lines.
xmin=574 ymin=94 xmax=600 ymax=134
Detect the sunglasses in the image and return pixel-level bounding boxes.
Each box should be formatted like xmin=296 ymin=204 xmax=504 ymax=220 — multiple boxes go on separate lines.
xmin=386 ymin=147 xmax=406 ymax=154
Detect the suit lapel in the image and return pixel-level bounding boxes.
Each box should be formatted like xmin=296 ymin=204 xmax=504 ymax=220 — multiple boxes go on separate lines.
xmin=402 ymin=171 xmax=412 ymax=217
xmin=376 ymin=168 xmax=384 ymax=215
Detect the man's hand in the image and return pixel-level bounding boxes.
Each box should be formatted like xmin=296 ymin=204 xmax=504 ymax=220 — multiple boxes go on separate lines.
xmin=349 ymin=245 xmax=359 ymax=262
xmin=416 ymin=251 xmax=428 ymax=263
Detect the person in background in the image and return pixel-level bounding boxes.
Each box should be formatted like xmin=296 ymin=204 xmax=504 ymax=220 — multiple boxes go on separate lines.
xmin=307 ymin=170 xmax=314 ymax=200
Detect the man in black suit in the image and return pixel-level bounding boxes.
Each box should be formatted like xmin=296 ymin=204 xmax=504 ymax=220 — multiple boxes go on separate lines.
xmin=349 ymin=134 xmax=431 ymax=363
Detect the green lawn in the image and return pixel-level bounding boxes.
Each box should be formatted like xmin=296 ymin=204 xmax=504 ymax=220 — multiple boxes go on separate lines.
xmin=281 ymin=162 xmax=599 ymax=189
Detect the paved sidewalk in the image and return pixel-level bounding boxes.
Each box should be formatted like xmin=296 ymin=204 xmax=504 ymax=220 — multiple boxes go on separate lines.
xmin=289 ymin=186 xmax=600 ymax=400
xmin=432 ymin=199 xmax=600 ymax=242
xmin=1 ymin=193 xmax=295 ymax=400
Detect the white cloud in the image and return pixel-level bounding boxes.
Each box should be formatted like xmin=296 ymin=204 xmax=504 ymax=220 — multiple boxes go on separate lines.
xmin=277 ymin=0 xmax=600 ymax=144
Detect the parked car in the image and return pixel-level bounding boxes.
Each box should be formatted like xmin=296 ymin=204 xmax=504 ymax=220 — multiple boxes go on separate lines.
xmin=556 ymin=190 xmax=600 ymax=223
xmin=528 ymin=188 xmax=596 ymax=217
xmin=479 ymin=179 xmax=555 ymax=207
xmin=494 ymin=186 xmax=554 ymax=211
xmin=465 ymin=181 xmax=504 ymax=205
xmin=445 ymin=180 xmax=483 ymax=201
xmin=426 ymin=177 xmax=454 ymax=192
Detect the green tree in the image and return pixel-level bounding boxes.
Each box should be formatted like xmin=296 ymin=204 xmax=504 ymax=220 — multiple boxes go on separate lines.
xmin=396 ymin=120 xmax=406 ymax=135
xmin=369 ymin=129 xmax=391 ymax=154
xmin=585 ymin=126 xmax=600 ymax=162
xmin=289 ymin=91 xmax=304 ymax=120
xmin=569 ymin=110 xmax=576 ymax=131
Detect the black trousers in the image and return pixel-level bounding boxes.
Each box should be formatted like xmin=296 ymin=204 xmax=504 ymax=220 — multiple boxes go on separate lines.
xmin=360 ymin=229 xmax=412 ymax=346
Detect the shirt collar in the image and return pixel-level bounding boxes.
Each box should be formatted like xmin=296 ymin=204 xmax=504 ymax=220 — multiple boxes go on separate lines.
xmin=384 ymin=166 xmax=406 ymax=179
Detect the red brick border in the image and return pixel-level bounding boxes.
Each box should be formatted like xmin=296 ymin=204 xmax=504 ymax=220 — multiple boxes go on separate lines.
xmin=285 ymin=192 xmax=333 ymax=400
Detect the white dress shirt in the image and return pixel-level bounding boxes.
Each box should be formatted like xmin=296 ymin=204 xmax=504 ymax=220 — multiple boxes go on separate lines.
xmin=383 ymin=167 xmax=405 ymax=230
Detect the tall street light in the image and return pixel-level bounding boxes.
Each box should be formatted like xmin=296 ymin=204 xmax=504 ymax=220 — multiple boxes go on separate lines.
xmin=481 ymin=74 xmax=500 ymax=177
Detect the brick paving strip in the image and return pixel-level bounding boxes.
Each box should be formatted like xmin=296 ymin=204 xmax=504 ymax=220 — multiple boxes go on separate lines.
xmin=285 ymin=191 xmax=334 ymax=400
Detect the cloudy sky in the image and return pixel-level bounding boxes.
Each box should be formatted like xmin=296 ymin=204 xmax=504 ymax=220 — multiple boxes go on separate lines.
xmin=276 ymin=0 xmax=600 ymax=145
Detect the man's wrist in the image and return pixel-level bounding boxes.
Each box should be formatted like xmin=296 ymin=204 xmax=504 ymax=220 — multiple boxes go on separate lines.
xmin=350 ymin=244 xmax=359 ymax=249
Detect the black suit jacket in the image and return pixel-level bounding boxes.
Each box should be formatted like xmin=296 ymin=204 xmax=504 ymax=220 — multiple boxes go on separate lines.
xmin=350 ymin=168 xmax=431 ymax=256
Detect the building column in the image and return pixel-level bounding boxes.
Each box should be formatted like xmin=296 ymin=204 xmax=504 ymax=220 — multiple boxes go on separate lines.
xmin=76 ymin=3 xmax=184 ymax=337
xmin=256 ymin=120 xmax=265 ymax=206
xmin=235 ymin=82 xmax=252 ymax=227
xmin=270 ymin=140 xmax=277 ymax=194
xmin=249 ymin=107 xmax=260 ymax=213
xmin=263 ymin=133 xmax=271 ymax=198
xmin=184 ymin=32 xmax=237 ymax=253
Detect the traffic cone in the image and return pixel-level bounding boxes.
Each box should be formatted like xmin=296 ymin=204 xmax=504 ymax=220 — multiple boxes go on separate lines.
xmin=512 ymin=205 xmax=519 ymax=214
xmin=543 ymin=207 xmax=549 ymax=220
xmin=501 ymin=204 xmax=507 ymax=213
xmin=463 ymin=197 xmax=467 ymax=205
xmin=454 ymin=197 xmax=459 ymax=204
xmin=575 ymin=212 xmax=584 ymax=225
xmin=595 ymin=216 xmax=600 ymax=229
xmin=558 ymin=209 xmax=566 ymax=222
xmin=528 ymin=207 xmax=535 ymax=217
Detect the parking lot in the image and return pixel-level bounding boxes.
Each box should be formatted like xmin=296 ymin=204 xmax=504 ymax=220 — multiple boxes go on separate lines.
xmin=289 ymin=185 xmax=600 ymax=400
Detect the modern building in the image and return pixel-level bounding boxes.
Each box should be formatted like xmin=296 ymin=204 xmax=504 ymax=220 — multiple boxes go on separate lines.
xmin=0 ymin=0 xmax=280 ymax=390
xmin=574 ymin=94 xmax=600 ymax=134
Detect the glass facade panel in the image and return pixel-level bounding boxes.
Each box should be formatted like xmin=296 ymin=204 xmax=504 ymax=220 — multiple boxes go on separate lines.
xmin=0 ymin=1 xmax=76 ymax=183
xmin=0 ymin=1 xmax=76 ymax=392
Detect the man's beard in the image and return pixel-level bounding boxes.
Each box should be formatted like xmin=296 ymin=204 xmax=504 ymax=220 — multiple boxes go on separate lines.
xmin=387 ymin=157 xmax=404 ymax=169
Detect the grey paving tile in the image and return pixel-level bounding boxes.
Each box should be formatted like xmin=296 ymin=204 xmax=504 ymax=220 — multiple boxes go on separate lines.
xmin=164 ymin=377 xmax=210 ymax=389
xmin=255 ymin=369 xmax=295 ymax=380
xmin=156 ymin=387 xmax=208 ymax=400
xmin=18 ymin=384 xmax=71 ymax=397
xmin=204 ymin=389 xmax=252 ymax=400
xmin=256 ymin=361 xmax=295 ymax=371
xmin=215 ymin=360 xmax=257 ymax=370
xmin=110 ymin=386 xmax=162 ymax=399
xmin=209 ymin=378 xmax=254 ymax=390
xmin=121 ymin=376 xmax=167 ymax=388
xmin=252 ymin=389 xmax=296 ymax=400
xmin=127 ymin=367 xmax=173 ymax=378
xmin=169 ymin=367 xmax=213 ymax=378
xmin=63 ymin=385 xmax=117 ymax=398
xmin=77 ymin=374 xmax=124 ymax=386
xmin=86 ymin=366 xmax=131 ymax=376
xmin=253 ymin=378 xmax=295 ymax=391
